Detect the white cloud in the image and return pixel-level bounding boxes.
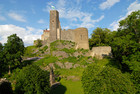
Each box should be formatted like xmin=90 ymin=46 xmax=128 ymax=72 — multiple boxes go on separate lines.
xmin=0 ymin=24 xmax=42 ymax=46
xmin=80 ymin=15 xmax=104 ymax=28
xmin=127 ymin=0 xmax=140 ymax=12
xmin=110 ymin=0 xmax=140 ymax=31
xmin=8 ymin=12 xmax=26 ymax=22
xmin=38 ymin=19 xmax=45 ymax=24
xmin=99 ymin=0 xmax=120 ymax=10
xmin=44 ymin=0 xmax=104 ymax=29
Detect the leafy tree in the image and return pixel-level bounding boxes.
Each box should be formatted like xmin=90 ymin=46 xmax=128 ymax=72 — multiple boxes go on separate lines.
xmin=3 ymin=34 xmax=24 ymax=74
xmin=35 ymin=39 xmax=43 ymax=48
xmin=111 ymin=10 xmax=140 ymax=72
xmin=119 ymin=10 xmax=140 ymax=43
xmin=15 ymin=65 xmax=50 ymax=94
xmin=82 ymin=64 xmax=135 ymax=94
xmin=89 ymin=27 xmax=112 ymax=49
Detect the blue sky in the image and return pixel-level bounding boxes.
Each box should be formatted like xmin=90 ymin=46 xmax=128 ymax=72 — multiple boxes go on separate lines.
xmin=0 ymin=0 xmax=140 ymax=46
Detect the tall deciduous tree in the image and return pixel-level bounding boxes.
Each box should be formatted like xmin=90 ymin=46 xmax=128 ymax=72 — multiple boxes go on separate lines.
xmin=111 ymin=10 xmax=140 ymax=72
xmin=89 ymin=27 xmax=113 ymax=49
xmin=4 ymin=34 xmax=24 ymax=74
xmin=119 ymin=10 xmax=140 ymax=43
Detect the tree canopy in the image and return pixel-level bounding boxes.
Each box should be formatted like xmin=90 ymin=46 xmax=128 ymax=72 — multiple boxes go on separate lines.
xmin=4 ymin=34 xmax=24 ymax=68
xmin=15 ymin=65 xmax=50 ymax=94
xmin=82 ymin=64 xmax=135 ymax=94
xmin=89 ymin=27 xmax=115 ymax=49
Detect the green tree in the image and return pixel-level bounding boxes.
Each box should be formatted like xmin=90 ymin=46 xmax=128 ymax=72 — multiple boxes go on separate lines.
xmin=119 ymin=10 xmax=140 ymax=43
xmin=35 ymin=39 xmax=43 ymax=48
xmin=82 ymin=64 xmax=135 ymax=94
xmin=15 ymin=65 xmax=50 ymax=94
xmin=89 ymin=27 xmax=112 ymax=49
xmin=4 ymin=34 xmax=24 ymax=74
xmin=111 ymin=10 xmax=140 ymax=72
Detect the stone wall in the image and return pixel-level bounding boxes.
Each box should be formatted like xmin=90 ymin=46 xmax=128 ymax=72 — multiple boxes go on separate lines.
xmin=61 ymin=27 xmax=89 ymax=49
xmin=61 ymin=29 xmax=75 ymax=42
xmin=90 ymin=46 xmax=112 ymax=59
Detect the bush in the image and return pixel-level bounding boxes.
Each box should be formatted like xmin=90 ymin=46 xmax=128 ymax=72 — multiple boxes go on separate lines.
xmin=15 ymin=65 xmax=50 ymax=94
xmin=82 ymin=65 xmax=135 ymax=94
xmin=42 ymin=45 xmax=48 ymax=51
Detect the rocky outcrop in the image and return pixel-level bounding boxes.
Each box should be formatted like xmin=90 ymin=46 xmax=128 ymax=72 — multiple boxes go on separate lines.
xmin=52 ymin=51 xmax=69 ymax=58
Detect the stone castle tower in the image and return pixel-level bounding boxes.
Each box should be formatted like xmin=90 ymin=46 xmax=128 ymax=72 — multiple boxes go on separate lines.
xmin=49 ymin=10 xmax=61 ymax=42
xmin=41 ymin=10 xmax=89 ymax=49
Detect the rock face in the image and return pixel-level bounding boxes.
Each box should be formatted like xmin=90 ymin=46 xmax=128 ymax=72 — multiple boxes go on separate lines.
xmin=64 ymin=62 xmax=73 ymax=69
xmin=90 ymin=46 xmax=112 ymax=59
xmin=56 ymin=62 xmax=65 ymax=68
xmin=52 ymin=51 xmax=69 ymax=58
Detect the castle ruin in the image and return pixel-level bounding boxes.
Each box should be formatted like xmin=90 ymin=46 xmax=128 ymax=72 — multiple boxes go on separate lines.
xmin=41 ymin=10 xmax=89 ymax=49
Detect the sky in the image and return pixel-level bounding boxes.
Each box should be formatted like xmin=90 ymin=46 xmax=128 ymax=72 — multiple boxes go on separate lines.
xmin=0 ymin=0 xmax=140 ymax=46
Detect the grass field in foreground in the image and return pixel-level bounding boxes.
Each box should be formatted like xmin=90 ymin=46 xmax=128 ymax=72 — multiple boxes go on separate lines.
xmin=51 ymin=79 xmax=84 ymax=94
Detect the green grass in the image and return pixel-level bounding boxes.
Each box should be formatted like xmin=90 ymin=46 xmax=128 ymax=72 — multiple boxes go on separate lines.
xmin=51 ymin=79 xmax=84 ymax=94
xmin=57 ymin=67 xmax=84 ymax=77
xmin=61 ymin=48 xmax=76 ymax=54
xmin=34 ymin=55 xmax=58 ymax=66
xmin=61 ymin=79 xmax=84 ymax=94
xmin=24 ymin=45 xmax=37 ymax=57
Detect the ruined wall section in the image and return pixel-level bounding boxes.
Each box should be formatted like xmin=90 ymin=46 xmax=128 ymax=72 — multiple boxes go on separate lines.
xmin=41 ymin=30 xmax=50 ymax=41
xmin=90 ymin=46 xmax=112 ymax=59
xmin=61 ymin=27 xmax=89 ymax=49
xmin=61 ymin=29 xmax=75 ymax=42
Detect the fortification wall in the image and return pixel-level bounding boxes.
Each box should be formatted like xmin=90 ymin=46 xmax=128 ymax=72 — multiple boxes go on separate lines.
xmin=61 ymin=29 xmax=75 ymax=42
xmin=90 ymin=46 xmax=112 ymax=59
xmin=61 ymin=27 xmax=89 ymax=49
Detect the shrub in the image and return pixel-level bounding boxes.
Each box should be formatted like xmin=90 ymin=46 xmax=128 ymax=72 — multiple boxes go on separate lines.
xmin=35 ymin=39 xmax=42 ymax=48
xmin=82 ymin=65 xmax=135 ymax=94
xmin=15 ymin=65 xmax=50 ymax=94
xmin=42 ymin=45 xmax=48 ymax=51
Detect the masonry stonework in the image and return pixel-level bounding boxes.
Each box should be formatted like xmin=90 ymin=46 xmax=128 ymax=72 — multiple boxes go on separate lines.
xmin=90 ymin=46 xmax=112 ymax=59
